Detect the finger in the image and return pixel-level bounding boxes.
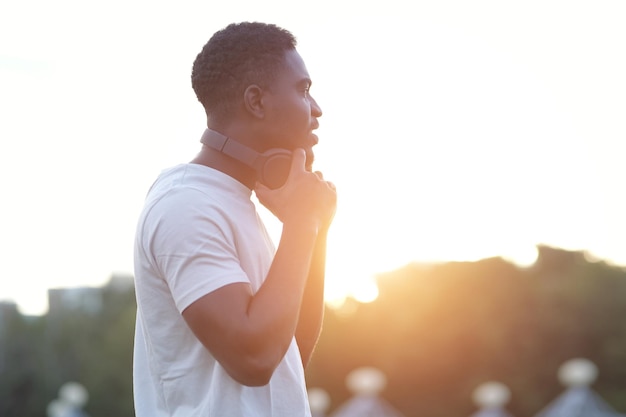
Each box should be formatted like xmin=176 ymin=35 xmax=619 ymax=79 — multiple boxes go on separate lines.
xmin=314 ymin=171 xmax=324 ymax=180
xmin=289 ymin=148 xmax=307 ymax=176
xmin=326 ymin=181 xmax=336 ymax=191
xmin=254 ymin=181 xmax=271 ymax=198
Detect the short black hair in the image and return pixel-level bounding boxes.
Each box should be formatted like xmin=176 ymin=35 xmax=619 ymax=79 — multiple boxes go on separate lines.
xmin=191 ymin=22 xmax=297 ymax=122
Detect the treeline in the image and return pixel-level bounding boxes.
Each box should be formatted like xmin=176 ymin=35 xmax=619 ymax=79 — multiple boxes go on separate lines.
xmin=308 ymin=245 xmax=626 ymax=416
xmin=1 ymin=245 xmax=625 ymax=416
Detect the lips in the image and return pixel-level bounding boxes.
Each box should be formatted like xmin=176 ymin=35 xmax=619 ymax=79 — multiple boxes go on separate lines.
xmin=305 ymin=124 xmax=318 ymax=171
xmin=310 ymin=121 xmax=320 ymax=142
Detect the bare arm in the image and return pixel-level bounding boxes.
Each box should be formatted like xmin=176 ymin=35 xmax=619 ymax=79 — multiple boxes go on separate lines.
xmin=182 ymin=150 xmax=336 ymax=386
xmin=295 ymin=169 xmax=336 ymax=367
xmin=295 ymin=227 xmax=328 ymax=367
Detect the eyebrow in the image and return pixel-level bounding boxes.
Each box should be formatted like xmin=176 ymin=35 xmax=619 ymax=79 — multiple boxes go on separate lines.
xmin=298 ymin=78 xmax=312 ymax=87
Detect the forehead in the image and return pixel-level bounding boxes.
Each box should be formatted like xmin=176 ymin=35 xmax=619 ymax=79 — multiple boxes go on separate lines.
xmin=277 ymin=49 xmax=311 ymax=83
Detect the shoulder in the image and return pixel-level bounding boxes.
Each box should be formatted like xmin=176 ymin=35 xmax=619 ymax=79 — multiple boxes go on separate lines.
xmin=140 ymin=164 xmax=252 ymax=243
xmin=145 ymin=164 xmax=240 ymax=217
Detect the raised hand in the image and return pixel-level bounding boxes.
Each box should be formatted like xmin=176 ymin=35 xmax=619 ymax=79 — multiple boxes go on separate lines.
xmin=255 ymin=149 xmax=337 ymax=232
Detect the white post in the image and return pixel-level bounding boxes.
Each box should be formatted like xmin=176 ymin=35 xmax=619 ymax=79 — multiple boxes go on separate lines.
xmin=330 ymin=367 xmax=405 ymax=417
xmin=47 ymin=381 xmax=89 ymax=417
xmin=471 ymin=381 xmax=514 ymax=417
xmin=309 ymin=387 xmax=331 ymax=417
xmin=534 ymin=358 xmax=625 ymax=417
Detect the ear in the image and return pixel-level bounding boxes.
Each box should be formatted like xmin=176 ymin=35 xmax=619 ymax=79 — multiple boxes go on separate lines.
xmin=243 ymin=84 xmax=266 ymax=119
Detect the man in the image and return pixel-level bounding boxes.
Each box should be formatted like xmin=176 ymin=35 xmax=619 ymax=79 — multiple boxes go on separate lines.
xmin=132 ymin=22 xmax=337 ymax=416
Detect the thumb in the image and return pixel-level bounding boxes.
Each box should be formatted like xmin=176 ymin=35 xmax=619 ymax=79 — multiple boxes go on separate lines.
xmin=288 ymin=148 xmax=307 ymax=177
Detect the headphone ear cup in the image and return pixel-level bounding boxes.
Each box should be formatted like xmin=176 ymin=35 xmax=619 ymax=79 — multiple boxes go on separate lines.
xmin=259 ymin=150 xmax=292 ymax=189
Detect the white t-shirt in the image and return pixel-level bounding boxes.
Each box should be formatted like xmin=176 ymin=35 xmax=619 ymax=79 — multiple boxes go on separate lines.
xmin=133 ymin=163 xmax=311 ymax=417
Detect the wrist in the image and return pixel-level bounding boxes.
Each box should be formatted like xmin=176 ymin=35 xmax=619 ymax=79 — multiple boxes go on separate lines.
xmin=282 ymin=218 xmax=319 ymax=237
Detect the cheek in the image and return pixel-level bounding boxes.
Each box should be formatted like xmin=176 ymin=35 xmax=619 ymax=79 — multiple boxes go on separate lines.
xmin=267 ymin=96 xmax=312 ymax=148
xmin=290 ymin=98 xmax=312 ymax=126
xmin=278 ymin=99 xmax=310 ymax=129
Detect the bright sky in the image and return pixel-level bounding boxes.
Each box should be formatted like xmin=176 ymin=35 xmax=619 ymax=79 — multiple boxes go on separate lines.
xmin=1 ymin=0 xmax=625 ymax=315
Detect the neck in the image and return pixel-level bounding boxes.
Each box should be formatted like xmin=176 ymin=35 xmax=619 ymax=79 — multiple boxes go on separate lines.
xmin=191 ymin=146 xmax=257 ymax=190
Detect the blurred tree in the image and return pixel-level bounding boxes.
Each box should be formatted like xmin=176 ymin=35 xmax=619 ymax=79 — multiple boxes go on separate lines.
xmin=1 ymin=247 xmax=625 ymax=417
xmin=307 ymin=245 xmax=626 ymax=417
xmin=0 ymin=304 xmax=46 ymax=417
xmin=80 ymin=278 xmax=136 ymax=416
xmin=0 ymin=275 xmax=136 ymax=417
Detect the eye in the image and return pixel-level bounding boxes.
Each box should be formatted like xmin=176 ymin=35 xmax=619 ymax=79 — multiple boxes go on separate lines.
xmin=300 ymin=81 xmax=312 ymax=97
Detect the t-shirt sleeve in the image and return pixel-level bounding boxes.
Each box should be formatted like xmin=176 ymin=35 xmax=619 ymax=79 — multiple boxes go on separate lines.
xmin=150 ymin=191 xmax=250 ymax=313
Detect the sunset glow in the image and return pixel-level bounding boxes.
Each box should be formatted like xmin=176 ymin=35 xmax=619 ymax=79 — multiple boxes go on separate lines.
xmin=1 ymin=1 xmax=625 ymax=315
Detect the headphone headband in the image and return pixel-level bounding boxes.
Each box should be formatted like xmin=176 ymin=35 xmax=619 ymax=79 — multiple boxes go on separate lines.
xmin=200 ymin=129 xmax=260 ymax=168
xmin=199 ymin=129 xmax=292 ymax=189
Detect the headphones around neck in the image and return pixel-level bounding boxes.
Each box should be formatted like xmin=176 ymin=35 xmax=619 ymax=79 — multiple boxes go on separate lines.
xmin=200 ymin=129 xmax=292 ymax=190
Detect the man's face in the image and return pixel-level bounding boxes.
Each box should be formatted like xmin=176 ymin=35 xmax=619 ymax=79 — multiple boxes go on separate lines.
xmin=261 ymin=49 xmax=323 ymax=171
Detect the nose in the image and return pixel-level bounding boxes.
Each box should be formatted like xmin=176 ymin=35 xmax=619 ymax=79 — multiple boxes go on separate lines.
xmin=310 ymin=95 xmax=322 ymax=118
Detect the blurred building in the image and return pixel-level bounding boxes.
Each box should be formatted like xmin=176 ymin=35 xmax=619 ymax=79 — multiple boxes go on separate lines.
xmin=107 ymin=273 xmax=134 ymax=293
xmin=0 ymin=300 xmax=19 ymax=331
xmin=48 ymin=287 xmax=103 ymax=316
xmin=46 ymin=273 xmax=134 ymax=317
xmin=0 ymin=300 xmax=20 ymax=373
